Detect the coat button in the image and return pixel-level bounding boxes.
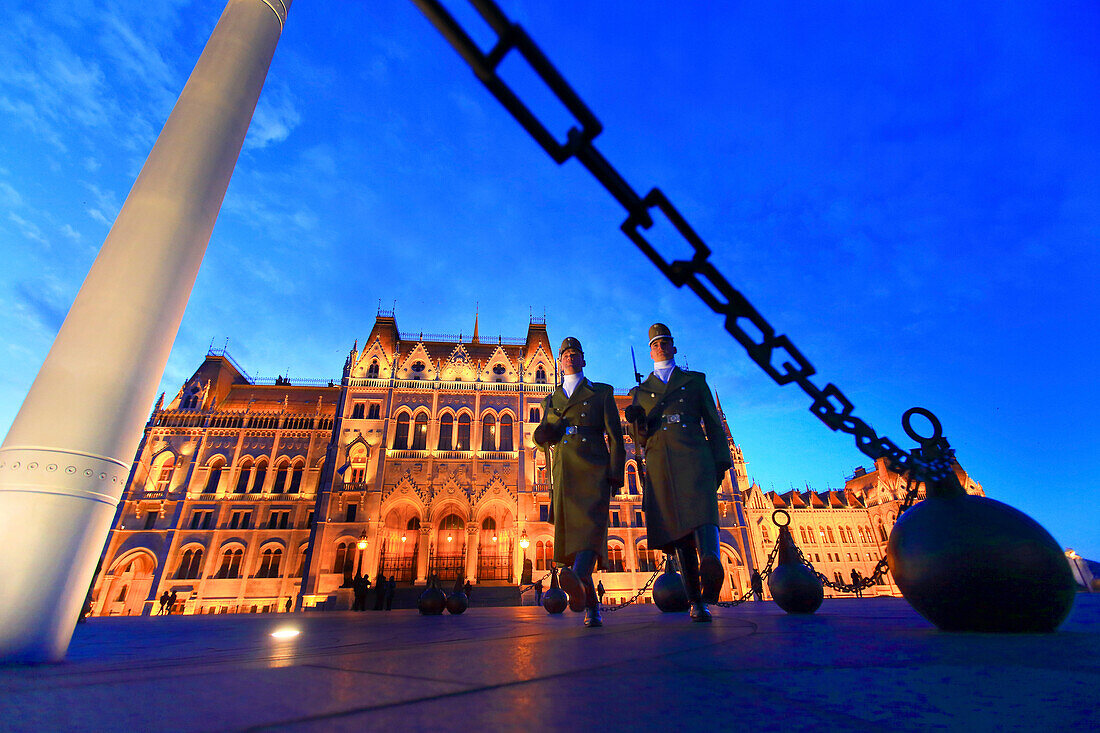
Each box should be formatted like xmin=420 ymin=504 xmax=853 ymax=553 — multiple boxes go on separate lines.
xmin=650 ymin=393 xmax=655 ymax=398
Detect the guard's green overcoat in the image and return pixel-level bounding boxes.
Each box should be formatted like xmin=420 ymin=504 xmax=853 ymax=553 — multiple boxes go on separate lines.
xmin=534 ymin=378 xmax=625 ymax=569
xmin=629 ymin=367 xmax=732 ymax=550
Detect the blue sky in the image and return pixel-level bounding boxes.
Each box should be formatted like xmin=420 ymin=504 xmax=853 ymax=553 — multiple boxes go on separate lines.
xmin=1 ymin=1 xmax=1097 ymax=558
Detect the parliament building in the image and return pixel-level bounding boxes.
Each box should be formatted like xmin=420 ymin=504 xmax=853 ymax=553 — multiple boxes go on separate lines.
xmin=89 ymin=312 xmax=984 ymax=616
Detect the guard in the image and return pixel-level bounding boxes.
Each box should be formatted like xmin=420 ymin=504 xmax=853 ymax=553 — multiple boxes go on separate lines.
xmin=533 ymin=337 xmax=625 ymax=628
xmin=625 ymin=323 xmax=732 ymax=622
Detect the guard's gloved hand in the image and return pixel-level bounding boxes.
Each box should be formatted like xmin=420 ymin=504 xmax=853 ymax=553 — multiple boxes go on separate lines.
xmin=533 ymin=421 xmax=566 ymax=447
xmin=623 ymin=404 xmax=646 ymax=424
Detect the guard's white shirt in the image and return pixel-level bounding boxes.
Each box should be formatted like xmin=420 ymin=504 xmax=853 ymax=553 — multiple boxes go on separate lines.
xmin=562 ymin=371 xmax=585 ymax=398
xmin=653 ymin=358 xmax=676 ymax=383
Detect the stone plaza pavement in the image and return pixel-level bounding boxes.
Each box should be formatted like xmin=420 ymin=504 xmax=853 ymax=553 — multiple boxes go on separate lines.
xmin=2 ymin=595 xmax=1097 ymax=731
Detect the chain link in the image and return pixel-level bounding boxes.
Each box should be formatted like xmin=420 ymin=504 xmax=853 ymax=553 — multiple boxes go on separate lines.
xmin=520 ymin=569 xmax=553 ymax=595
xmin=411 ymin=0 xmax=961 ymax=489
xmin=713 ymin=535 xmax=783 ymax=608
xmin=599 ymin=558 xmax=666 ymax=612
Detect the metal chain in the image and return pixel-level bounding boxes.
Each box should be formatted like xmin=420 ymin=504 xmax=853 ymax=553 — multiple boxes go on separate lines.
xmin=519 ymin=569 xmax=553 ymax=594
xmin=713 ymin=535 xmax=782 ymax=608
xmin=600 ymin=558 xmax=666 ymax=612
xmin=411 ymin=0 xmax=958 ymax=490
xmin=794 ymin=476 xmax=922 ymax=593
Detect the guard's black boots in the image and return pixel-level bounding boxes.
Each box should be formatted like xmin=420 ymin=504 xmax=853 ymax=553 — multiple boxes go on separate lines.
xmin=583 ymin=578 xmax=603 ymax=628
xmin=563 ymin=550 xmax=597 ymax=614
xmin=695 ymin=523 xmax=723 ymax=604
xmin=676 ymin=545 xmax=712 ymax=623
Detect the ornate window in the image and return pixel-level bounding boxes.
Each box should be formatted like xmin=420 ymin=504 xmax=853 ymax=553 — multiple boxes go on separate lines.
xmin=288 ymin=461 xmax=304 ymax=493
xmin=535 ymin=540 xmax=554 ymax=570
xmin=204 ymin=460 xmax=223 ymax=494
xmin=826 ymin=526 xmax=835 ymax=543
xmin=367 ymin=403 xmax=381 ymax=419
xmin=256 ymin=548 xmax=283 ymax=578
xmin=456 ymin=413 xmax=471 ymax=451
xmin=271 ymin=461 xmax=289 ymax=494
xmin=492 ymin=363 xmax=506 ymax=375
xmin=529 ymin=406 xmax=540 ymax=422
xmin=175 ymin=548 xmax=204 ymax=579
xmin=438 ymin=413 xmax=453 ymax=451
xmin=411 ymin=413 xmax=429 ymax=450
xmin=234 ymin=460 xmax=252 ymax=494
xmin=351 ymin=402 xmax=365 ymax=419
xmin=333 ymin=542 xmax=354 ymax=576
xmin=481 ymin=413 xmax=496 ymax=451
xmin=153 ymin=454 xmax=175 ymax=493
xmin=626 ymin=464 xmax=638 ymax=494
xmin=498 ymin=414 xmax=513 ymax=451
xmin=608 ymin=546 xmax=625 ymax=572
xmin=367 ymin=360 xmax=379 ymax=379
xmin=535 ymin=365 xmax=547 ymax=384
xmin=214 ymin=548 xmax=243 ymax=579
xmin=393 ymin=413 xmax=410 ymax=450
xmin=251 ymin=460 xmax=267 ymax=493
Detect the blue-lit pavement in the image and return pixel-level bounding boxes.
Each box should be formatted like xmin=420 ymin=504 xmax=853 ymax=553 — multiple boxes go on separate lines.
xmin=1 ymin=596 xmax=1097 ymax=731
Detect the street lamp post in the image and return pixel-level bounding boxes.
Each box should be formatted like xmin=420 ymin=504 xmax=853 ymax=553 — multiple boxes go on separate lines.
xmin=355 ymin=531 xmax=368 ymax=578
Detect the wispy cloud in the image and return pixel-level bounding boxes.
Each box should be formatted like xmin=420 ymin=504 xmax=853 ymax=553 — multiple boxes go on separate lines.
xmin=14 ymin=278 xmax=69 ymax=334
xmin=8 ymin=212 xmax=48 ymax=246
xmin=245 ymin=83 xmax=301 ymax=149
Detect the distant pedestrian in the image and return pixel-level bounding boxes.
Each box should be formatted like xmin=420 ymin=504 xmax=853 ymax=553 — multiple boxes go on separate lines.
xmin=851 ymin=569 xmax=863 ymax=598
xmin=596 ymin=580 xmax=605 ymax=605
xmin=464 ymin=580 xmax=472 ymax=600
xmin=285 ymin=598 xmax=293 ymax=613
xmin=385 ymin=576 xmax=396 ymax=611
xmin=373 ymin=573 xmax=385 ymax=610
xmin=158 ymin=590 xmax=170 ymax=615
xmin=534 ymin=579 xmax=543 ymax=606
xmin=167 ymin=589 xmax=178 ymax=614
xmin=750 ymin=570 xmax=763 ymax=602
xmin=353 ymin=575 xmax=370 ymax=611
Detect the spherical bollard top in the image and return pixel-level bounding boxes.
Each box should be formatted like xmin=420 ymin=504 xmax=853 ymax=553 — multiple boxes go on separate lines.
xmin=543 ymin=568 xmax=568 ymax=615
xmin=768 ymin=524 xmax=823 ymax=615
xmin=417 ymin=575 xmax=446 ymax=615
xmin=652 ymin=559 xmax=689 ymax=613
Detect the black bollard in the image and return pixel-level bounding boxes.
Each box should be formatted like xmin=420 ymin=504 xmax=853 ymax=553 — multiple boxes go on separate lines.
xmin=445 ymin=576 xmax=469 ymax=615
xmin=888 ymin=408 xmax=1076 ymax=632
xmin=652 ymin=554 xmax=690 ymax=613
xmin=768 ymin=510 xmax=823 ymax=614
xmin=418 ymin=575 xmax=446 ymax=615
xmin=543 ymin=568 xmax=568 ymax=615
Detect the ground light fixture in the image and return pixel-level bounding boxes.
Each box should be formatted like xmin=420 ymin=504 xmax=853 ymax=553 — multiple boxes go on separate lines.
xmin=270 ymin=628 xmax=299 ymax=640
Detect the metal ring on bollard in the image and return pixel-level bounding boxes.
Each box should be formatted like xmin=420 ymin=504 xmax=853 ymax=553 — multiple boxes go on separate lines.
xmin=902 ymin=407 xmax=942 ymax=444
xmin=771 ymin=509 xmax=790 ymax=527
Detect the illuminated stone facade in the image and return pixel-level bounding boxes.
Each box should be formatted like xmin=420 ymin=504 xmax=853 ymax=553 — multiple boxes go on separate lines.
xmin=89 ymin=313 xmax=983 ymax=615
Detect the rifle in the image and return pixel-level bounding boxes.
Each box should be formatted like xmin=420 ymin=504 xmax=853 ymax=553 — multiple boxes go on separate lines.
xmin=628 ymin=346 xmax=649 ymax=492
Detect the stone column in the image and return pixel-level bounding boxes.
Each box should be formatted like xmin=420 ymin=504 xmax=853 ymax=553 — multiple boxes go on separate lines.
xmin=465 ymin=524 xmax=479 ymax=582
xmin=0 ymin=0 xmax=293 ymax=662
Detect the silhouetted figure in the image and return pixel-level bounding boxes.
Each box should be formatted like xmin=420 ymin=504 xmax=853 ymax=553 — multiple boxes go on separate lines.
xmin=534 ymin=579 xmax=543 ymax=606
xmin=750 ymin=570 xmax=763 ymax=601
xmin=521 ymin=557 xmax=533 ymax=585
xmin=285 ymin=598 xmax=293 ymax=613
xmin=352 ymin=574 xmax=370 ymax=611
xmin=167 ymin=589 xmax=178 ymax=614
xmin=596 ymin=580 xmax=605 ymax=604
xmin=158 ymin=590 xmax=170 ymax=615
xmin=851 ymin=568 xmax=863 ymax=598
xmin=385 ymin=576 xmax=396 ymax=611
xmin=373 ymin=573 xmax=385 ymax=610
xmin=464 ymin=580 xmax=472 ymax=602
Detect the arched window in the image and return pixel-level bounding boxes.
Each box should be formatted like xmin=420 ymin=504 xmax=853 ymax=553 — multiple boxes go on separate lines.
xmin=482 ymin=517 xmax=496 ymax=531
xmin=204 ymin=461 xmax=224 ymax=494
xmin=536 ymin=540 xmax=554 ymax=570
xmin=154 ymin=454 xmax=175 ymax=493
xmin=456 ymin=414 xmax=471 ymax=451
xmin=529 ymin=407 xmax=541 ymax=422
xmin=481 ymin=413 xmax=496 ymax=452
xmin=333 ymin=542 xmax=354 ymax=575
xmin=215 ymin=548 xmax=243 ymax=579
xmin=183 ymin=388 xmax=200 ymax=409
xmin=176 ymin=548 xmax=204 ymax=579
xmin=626 ymin=464 xmax=638 ymax=494
xmin=535 ymin=365 xmax=547 ymax=383
xmin=251 ymin=461 xmax=267 ymax=493
xmin=271 ymin=462 xmax=289 ymax=494
xmin=407 ymin=517 xmax=421 ymax=531
xmin=878 ymin=521 xmax=888 ymax=542
xmin=819 ymin=526 xmax=827 ymax=543
xmin=438 ymin=414 xmax=453 ymax=451
xmin=439 ymin=514 xmax=463 ymax=548
xmin=411 ymin=413 xmax=428 ymax=450
xmin=367 ymin=360 xmax=379 ymax=378
xmin=393 ymin=413 xmax=410 ymax=450
xmin=826 ymin=527 xmax=835 ymax=543
xmin=257 ymin=548 xmax=283 ymax=578
xmin=857 ymin=526 xmax=866 ymax=543
xmin=761 ymin=526 xmax=770 ymax=544
xmin=637 ymin=544 xmax=655 ymax=572
xmin=799 ymin=526 xmax=808 ymax=544
xmin=608 ymin=546 xmax=625 ymax=572
xmin=234 ymin=460 xmax=252 ymax=493
xmin=289 ymin=461 xmax=304 ymax=493
xmin=499 ymin=414 xmax=513 ymax=451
